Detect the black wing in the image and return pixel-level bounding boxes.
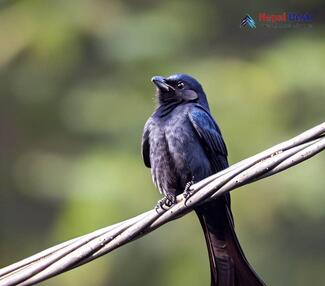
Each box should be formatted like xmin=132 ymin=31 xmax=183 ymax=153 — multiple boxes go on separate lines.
xmin=188 ymin=104 xmax=228 ymax=172
xmin=141 ymin=118 xmax=152 ymax=168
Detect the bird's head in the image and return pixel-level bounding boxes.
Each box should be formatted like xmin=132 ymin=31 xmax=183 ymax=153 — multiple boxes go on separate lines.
xmin=151 ymin=74 xmax=209 ymax=109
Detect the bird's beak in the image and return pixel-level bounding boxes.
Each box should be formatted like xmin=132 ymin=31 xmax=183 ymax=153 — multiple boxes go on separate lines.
xmin=151 ymin=76 xmax=172 ymax=92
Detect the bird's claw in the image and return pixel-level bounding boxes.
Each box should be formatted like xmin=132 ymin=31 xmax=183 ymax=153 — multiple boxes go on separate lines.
xmin=155 ymin=194 xmax=177 ymax=213
xmin=183 ymin=177 xmax=195 ymax=205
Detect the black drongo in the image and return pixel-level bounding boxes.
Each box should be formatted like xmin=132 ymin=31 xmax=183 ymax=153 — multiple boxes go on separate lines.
xmin=142 ymin=74 xmax=265 ymax=286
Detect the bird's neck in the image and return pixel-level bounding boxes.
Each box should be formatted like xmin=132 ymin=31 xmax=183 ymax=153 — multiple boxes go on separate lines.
xmin=197 ymin=92 xmax=210 ymax=111
xmin=155 ymin=99 xmax=182 ymax=118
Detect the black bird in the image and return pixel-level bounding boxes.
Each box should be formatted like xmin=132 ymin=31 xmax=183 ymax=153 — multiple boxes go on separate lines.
xmin=141 ymin=74 xmax=265 ymax=286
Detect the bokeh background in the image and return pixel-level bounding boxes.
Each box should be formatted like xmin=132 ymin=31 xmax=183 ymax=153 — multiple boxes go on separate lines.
xmin=0 ymin=0 xmax=324 ymax=285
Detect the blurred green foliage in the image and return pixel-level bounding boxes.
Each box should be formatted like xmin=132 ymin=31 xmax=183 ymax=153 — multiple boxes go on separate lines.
xmin=0 ymin=0 xmax=324 ymax=285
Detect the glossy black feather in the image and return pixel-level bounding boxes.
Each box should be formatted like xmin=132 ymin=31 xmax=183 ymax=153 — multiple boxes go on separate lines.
xmin=188 ymin=104 xmax=228 ymax=171
xmin=141 ymin=119 xmax=151 ymax=168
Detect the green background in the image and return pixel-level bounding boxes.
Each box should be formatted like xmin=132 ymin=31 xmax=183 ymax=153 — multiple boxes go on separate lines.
xmin=0 ymin=0 xmax=324 ymax=285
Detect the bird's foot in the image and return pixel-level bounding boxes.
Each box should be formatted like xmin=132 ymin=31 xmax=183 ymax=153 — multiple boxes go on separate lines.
xmin=155 ymin=194 xmax=177 ymax=213
xmin=183 ymin=177 xmax=195 ymax=205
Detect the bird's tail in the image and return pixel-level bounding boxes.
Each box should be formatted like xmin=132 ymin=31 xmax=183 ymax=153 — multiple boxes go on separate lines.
xmin=195 ymin=196 xmax=265 ymax=286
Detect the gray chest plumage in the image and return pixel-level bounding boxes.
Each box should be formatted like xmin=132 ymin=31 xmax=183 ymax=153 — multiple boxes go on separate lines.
xmin=149 ymin=104 xmax=212 ymax=196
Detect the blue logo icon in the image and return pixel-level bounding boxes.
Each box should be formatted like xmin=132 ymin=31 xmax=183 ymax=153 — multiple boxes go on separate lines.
xmin=240 ymin=14 xmax=256 ymax=28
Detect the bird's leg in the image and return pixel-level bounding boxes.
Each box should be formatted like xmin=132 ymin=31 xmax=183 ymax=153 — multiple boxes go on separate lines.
xmin=155 ymin=193 xmax=177 ymax=213
xmin=183 ymin=176 xmax=195 ymax=204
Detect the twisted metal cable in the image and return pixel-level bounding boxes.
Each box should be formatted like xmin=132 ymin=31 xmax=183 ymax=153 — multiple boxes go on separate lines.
xmin=0 ymin=122 xmax=324 ymax=286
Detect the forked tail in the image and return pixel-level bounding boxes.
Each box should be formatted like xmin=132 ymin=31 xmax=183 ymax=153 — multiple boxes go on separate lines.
xmin=195 ymin=197 xmax=266 ymax=286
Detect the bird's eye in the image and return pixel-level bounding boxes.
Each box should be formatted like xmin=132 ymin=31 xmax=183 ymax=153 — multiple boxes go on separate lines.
xmin=177 ymin=82 xmax=185 ymax=89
